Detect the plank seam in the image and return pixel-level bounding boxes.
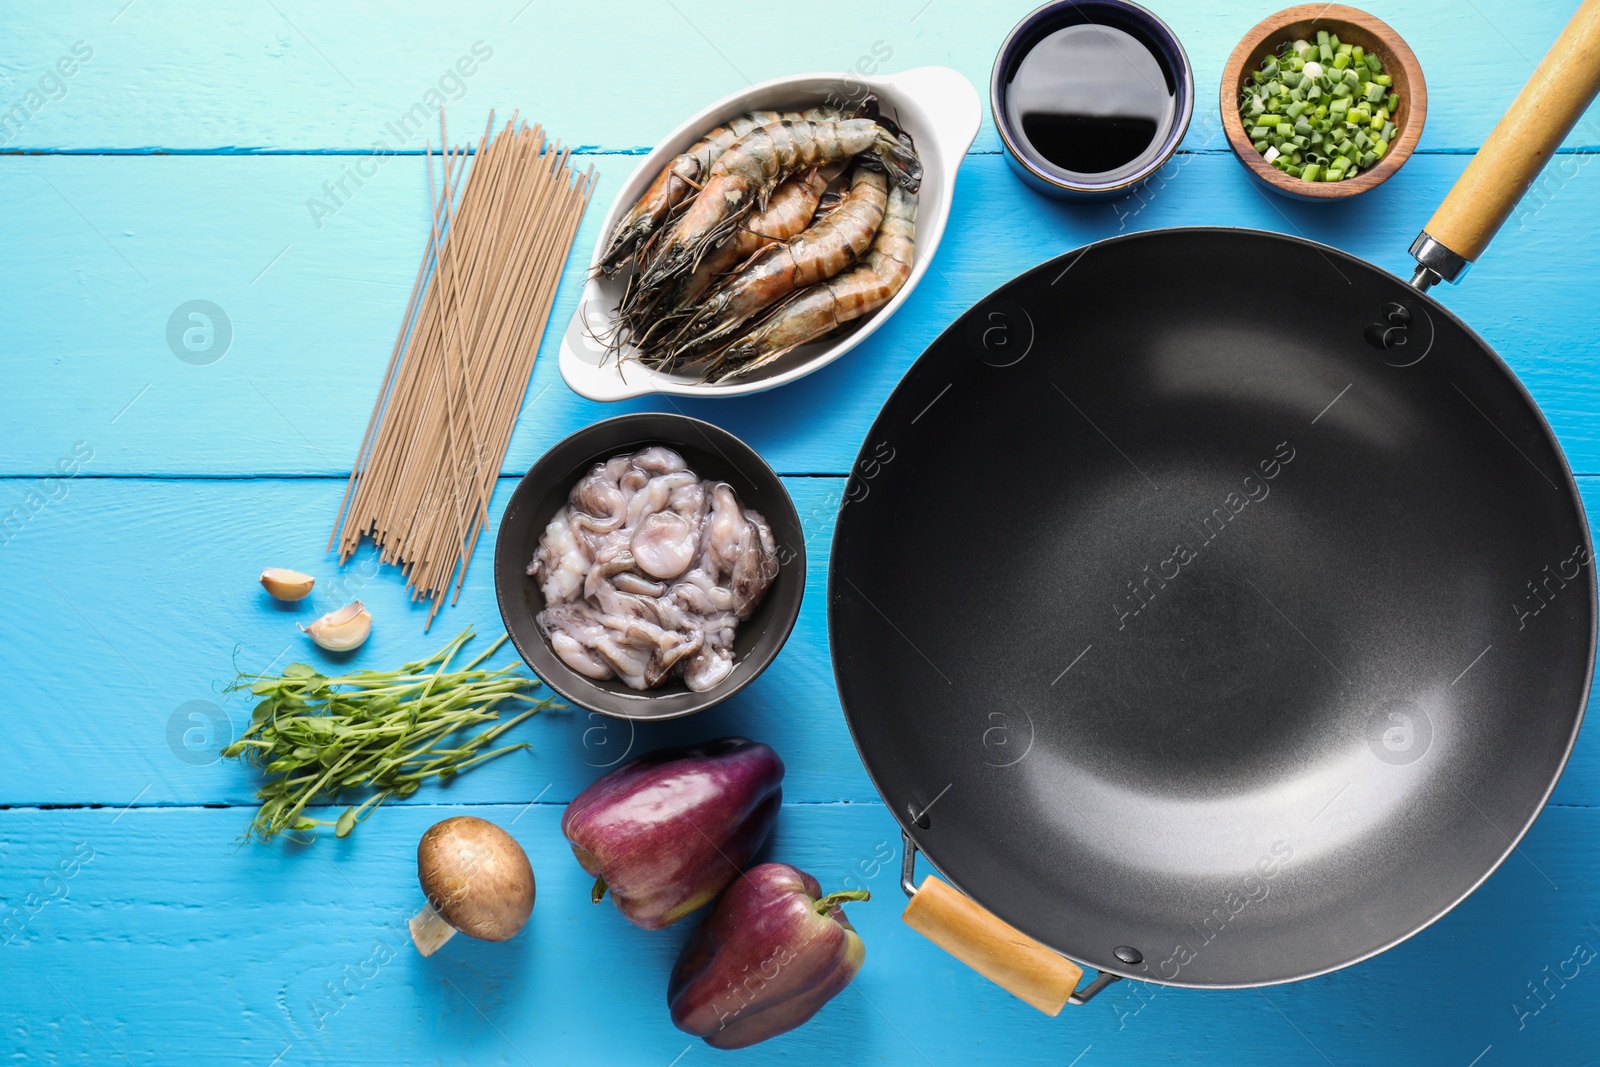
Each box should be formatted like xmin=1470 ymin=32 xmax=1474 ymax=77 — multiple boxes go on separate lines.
xmin=1 ymin=800 xmax=1595 ymax=812
xmin=2 ymin=146 xmax=1598 ymax=158
xmin=4 ymin=473 xmax=1598 ymax=482
xmin=0 ymin=472 xmax=858 ymax=481
xmin=0 ymin=799 xmax=889 ymax=812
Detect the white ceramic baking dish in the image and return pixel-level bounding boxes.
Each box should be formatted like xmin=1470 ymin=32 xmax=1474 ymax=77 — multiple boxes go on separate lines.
xmin=558 ymin=66 xmax=982 ymax=401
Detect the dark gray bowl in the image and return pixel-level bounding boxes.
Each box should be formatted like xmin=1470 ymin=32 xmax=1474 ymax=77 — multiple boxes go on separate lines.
xmin=494 ymin=413 xmax=805 ymax=720
xmin=992 ymin=0 xmax=1194 ymax=201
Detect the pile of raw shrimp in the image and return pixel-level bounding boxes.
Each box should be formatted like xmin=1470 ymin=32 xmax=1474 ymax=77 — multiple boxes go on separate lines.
xmin=597 ymin=98 xmax=923 ymax=383
xmin=529 ymin=446 xmax=779 ymax=692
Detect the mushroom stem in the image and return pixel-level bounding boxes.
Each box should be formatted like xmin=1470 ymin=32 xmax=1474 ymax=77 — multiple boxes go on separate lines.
xmin=409 ymin=900 xmax=458 ymax=956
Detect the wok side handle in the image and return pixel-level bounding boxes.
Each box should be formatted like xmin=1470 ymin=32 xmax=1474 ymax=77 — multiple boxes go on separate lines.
xmin=898 ymin=834 xmax=1120 ymax=1015
xmin=1412 ymin=0 xmax=1600 ymax=287
xmin=903 ymin=876 xmax=1085 ymax=1016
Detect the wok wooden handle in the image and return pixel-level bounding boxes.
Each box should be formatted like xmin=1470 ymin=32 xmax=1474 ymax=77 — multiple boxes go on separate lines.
xmin=902 ymin=875 xmax=1084 ymax=1015
xmin=1421 ymin=0 xmax=1600 ymax=266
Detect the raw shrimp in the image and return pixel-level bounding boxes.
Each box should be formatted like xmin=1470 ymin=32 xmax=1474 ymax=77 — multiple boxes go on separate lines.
xmin=665 ymin=163 xmax=889 ymax=358
xmin=597 ymin=104 xmax=856 ymax=277
xmin=665 ymin=162 xmax=843 ymax=310
xmin=620 ymin=163 xmax=841 ymax=344
xmin=635 ymin=118 xmax=921 ymax=298
xmin=731 ymin=164 xmax=842 ymax=257
xmin=707 ymin=178 xmax=918 ymax=381
xmin=596 ymin=111 xmax=780 ymax=277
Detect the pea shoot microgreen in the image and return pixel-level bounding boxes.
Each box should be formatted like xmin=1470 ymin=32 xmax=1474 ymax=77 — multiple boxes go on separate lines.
xmin=221 ymin=627 xmax=556 ymax=841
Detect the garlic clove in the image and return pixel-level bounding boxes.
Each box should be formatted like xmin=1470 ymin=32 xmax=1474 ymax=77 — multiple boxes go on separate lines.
xmin=301 ymin=601 xmax=372 ymax=651
xmin=261 ymin=568 xmax=316 ymax=601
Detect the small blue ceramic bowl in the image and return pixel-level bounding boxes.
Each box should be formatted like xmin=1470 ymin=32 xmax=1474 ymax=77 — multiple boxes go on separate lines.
xmin=992 ymin=0 xmax=1194 ymax=201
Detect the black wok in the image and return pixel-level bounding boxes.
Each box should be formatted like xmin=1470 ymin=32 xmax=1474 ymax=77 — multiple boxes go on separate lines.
xmin=830 ymin=4 xmax=1600 ymax=1011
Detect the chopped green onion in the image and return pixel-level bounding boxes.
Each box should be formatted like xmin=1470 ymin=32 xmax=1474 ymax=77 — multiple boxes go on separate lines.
xmin=1240 ymin=38 xmax=1401 ymax=183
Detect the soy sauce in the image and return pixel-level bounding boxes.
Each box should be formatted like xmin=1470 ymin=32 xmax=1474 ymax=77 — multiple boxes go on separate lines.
xmin=1005 ymin=22 xmax=1176 ymax=181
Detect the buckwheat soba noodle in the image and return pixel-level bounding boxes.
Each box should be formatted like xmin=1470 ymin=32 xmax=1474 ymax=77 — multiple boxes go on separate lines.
xmin=331 ymin=113 xmax=596 ymax=626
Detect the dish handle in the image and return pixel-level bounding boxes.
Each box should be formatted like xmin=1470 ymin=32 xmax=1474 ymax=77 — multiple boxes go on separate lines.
xmin=559 ymin=294 xmax=655 ymax=402
xmin=875 ymin=65 xmax=983 ymax=177
xmin=898 ymin=832 xmax=1121 ymax=1015
xmin=1411 ymin=0 xmax=1600 ymax=287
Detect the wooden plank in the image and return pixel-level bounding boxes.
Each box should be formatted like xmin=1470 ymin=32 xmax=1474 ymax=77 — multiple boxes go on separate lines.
xmin=1 ymin=0 xmax=1596 ymax=153
xmin=4 ymin=152 xmax=1600 ymax=478
xmin=1 ymin=801 xmax=1596 ymax=1065
xmin=3 ymin=475 xmax=1597 ymax=810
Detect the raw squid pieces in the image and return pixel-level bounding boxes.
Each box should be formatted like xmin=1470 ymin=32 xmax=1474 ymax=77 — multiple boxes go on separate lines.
xmin=529 ymin=446 xmax=779 ymax=691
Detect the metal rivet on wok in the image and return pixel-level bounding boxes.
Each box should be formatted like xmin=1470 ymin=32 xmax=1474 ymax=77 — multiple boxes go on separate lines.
xmin=1114 ymin=945 xmax=1143 ymax=965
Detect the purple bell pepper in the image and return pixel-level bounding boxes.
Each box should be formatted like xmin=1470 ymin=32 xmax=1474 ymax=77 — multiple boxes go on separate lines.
xmin=561 ymin=737 xmax=782 ymax=930
xmin=668 ymin=862 xmax=869 ymax=1049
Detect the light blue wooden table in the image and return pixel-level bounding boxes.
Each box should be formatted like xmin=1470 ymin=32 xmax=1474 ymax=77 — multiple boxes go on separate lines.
xmin=4 ymin=2 xmax=1599 ymax=1063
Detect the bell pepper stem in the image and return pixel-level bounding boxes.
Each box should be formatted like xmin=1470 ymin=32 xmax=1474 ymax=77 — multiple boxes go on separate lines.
xmin=591 ymin=872 xmax=609 ymax=904
xmin=813 ymin=889 xmax=871 ymax=914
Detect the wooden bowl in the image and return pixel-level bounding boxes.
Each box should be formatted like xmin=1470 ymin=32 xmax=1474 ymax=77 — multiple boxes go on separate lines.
xmin=1221 ymin=4 xmax=1426 ymax=199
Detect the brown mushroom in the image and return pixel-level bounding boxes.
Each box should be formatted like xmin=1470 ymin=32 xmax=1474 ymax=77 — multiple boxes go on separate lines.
xmin=408 ymin=816 xmax=535 ymax=956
